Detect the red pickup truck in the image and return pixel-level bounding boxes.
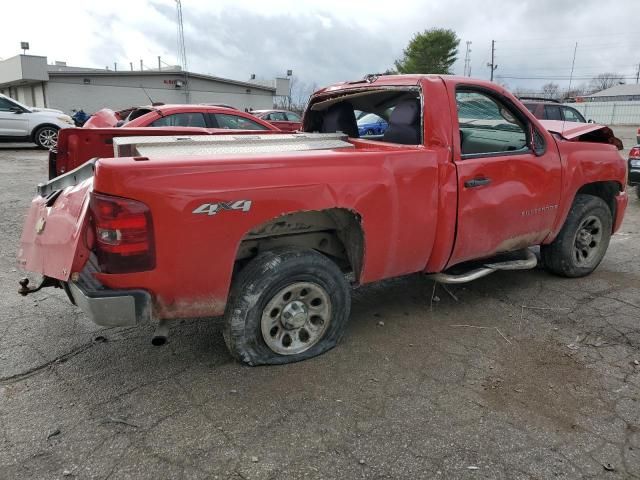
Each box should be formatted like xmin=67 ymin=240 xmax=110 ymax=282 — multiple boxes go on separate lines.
xmin=18 ymin=75 xmax=628 ymax=365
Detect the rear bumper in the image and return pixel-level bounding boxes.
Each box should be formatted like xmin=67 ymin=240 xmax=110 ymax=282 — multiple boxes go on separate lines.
xmin=613 ymin=191 xmax=628 ymax=233
xmin=628 ymin=167 xmax=640 ymax=186
xmin=68 ymin=281 xmax=152 ymax=327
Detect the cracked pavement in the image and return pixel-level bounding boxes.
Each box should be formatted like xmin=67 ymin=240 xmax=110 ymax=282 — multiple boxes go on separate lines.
xmin=1 ymin=141 xmax=639 ymax=479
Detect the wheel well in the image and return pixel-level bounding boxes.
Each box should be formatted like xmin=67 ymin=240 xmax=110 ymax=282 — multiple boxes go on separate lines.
xmin=31 ymin=123 xmax=60 ymax=141
xmin=235 ymin=208 xmax=365 ymax=283
xmin=575 ymin=181 xmax=621 ymax=224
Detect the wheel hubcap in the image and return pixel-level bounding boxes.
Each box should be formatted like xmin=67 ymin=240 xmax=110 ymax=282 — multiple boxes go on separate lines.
xmin=261 ymin=282 xmax=332 ymax=355
xmin=38 ymin=129 xmax=57 ymax=148
xmin=573 ymin=215 xmax=603 ymax=265
xmin=281 ymin=300 xmax=308 ymax=329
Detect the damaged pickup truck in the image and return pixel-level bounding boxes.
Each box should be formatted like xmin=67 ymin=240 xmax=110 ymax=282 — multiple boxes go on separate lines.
xmin=18 ymin=75 xmax=628 ymax=365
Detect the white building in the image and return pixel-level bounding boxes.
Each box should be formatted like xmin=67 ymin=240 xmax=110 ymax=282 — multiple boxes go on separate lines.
xmin=582 ymin=84 xmax=640 ymax=102
xmin=0 ymin=55 xmax=284 ymax=114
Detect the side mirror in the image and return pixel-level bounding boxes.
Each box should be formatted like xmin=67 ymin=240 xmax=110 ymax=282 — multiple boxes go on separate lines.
xmin=587 ymin=119 xmax=595 ymax=123
xmin=530 ymin=126 xmax=546 ymax=157
xmin=9 ymin=106 xmax=23 ymax=114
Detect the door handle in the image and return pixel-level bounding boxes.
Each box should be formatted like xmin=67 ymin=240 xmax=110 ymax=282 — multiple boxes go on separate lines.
xmin=464 ymin=177 xmax=492 ymax=188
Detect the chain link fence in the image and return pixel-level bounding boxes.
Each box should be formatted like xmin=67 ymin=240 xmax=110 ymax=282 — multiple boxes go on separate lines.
xmin=564 ymin=101 xmax=640 ymax=126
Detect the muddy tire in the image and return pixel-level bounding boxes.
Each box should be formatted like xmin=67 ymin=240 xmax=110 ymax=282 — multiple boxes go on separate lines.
xmin=223 ymin=247 xmax=351 ymax=365
xmin=541 ymin=194 xmax=612 ymax=278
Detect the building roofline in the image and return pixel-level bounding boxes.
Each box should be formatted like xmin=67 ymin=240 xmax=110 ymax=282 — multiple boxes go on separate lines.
xmin=47 ymin=69 xmax=276 ymax=92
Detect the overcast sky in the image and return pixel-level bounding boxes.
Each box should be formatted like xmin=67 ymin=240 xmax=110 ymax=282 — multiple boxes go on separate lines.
xmin=2 ymin=0 xmax=639 ymax=93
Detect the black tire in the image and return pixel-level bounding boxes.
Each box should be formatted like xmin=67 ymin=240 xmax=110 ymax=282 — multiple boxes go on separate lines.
xmin=541 ymin=194 xmax=612 ymax=278
xmin=33 ymin=125 xmax=59 ymax=149
xmin=636 ymin=186 xmax=640 ymax=200
xmin=223 ymin=247 xmax=351 ymax=365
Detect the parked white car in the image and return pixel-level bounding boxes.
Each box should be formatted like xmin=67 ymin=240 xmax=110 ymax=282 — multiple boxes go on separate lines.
xmin=0 ymin=93 xmax=73 ymax=148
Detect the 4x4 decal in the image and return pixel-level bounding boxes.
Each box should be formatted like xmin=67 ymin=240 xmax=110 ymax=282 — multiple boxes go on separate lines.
xmin=192 ymin=200 xmax=252 ymax=216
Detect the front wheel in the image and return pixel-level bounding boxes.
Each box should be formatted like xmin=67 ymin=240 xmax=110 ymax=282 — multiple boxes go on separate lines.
xmin=541 ymin=194 xmax=612 ymax=278
xmin=223 ymin=248 xmax=351 ymax=365
xmin=34 ymin=126 xmax=59 ymax=149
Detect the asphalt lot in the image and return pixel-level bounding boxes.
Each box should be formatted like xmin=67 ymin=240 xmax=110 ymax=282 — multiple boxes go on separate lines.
xmin=1 ymin=132 xmax=639 ymax=480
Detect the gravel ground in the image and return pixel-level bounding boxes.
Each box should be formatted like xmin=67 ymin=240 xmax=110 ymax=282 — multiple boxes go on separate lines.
xmin=0 ymin=139 xmax=639 ymax=480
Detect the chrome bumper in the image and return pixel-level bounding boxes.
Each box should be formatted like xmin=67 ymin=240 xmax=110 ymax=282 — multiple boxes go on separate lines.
xmin=68 ymin=281 xmax=151 ymax=327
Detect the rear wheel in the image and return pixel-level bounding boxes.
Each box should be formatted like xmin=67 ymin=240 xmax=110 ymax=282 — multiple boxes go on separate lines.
xmin=541 ymin=194 xmax=612 ymax=277
xmin=34 ymin=126 xmax=59 ymax=149
xmin=223 ymin=247 xmax=351 ymax=365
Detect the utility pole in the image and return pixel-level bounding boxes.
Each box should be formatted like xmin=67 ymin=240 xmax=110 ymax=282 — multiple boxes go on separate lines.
xmin=463 ymin=41 xmax=472 ymax=77
xmin=636 ymin=63 xmax=640 ymax=84
xmin=176 ymin=0 xmax=190 ymax=103
xmin=487 ymin=40 xmax=497 ymax=81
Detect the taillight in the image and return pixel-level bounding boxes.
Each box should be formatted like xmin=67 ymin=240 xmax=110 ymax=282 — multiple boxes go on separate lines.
xmin=630 ymin=146 xmax=640 ymax=160
xmin=90 ymin=192 xmax=155 ymax=273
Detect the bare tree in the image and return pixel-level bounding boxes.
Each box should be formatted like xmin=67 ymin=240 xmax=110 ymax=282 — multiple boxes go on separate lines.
xmin=559 ymin=83 xmax=588 ymax=102
xmin=273 ymin=76 xmax=317 ymax=113
xmin=541 ymin=82 xmax=560 ymax=100
xmin=588 ymin=73 xmax=625 ymax=93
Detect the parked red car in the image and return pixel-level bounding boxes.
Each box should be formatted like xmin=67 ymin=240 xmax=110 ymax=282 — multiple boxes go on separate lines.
xmin=85 ymin=105 xmax=278 ymax=131
xmin=250 ymin=109 xmax=302 ymax=132
xmin=519 ymin=97 xmax=588 ymax=123
xmin=19 ymin=75 xmax=627 ymax=366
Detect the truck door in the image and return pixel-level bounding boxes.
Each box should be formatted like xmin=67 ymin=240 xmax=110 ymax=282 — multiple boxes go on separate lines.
xmin=0 ymin=96 xmax=29 ymax=137
xmin=448 ymin=88 xmax=562 ymax=266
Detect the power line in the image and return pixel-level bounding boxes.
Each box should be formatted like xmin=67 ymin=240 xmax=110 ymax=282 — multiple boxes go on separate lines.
xmin=493 ymin=32 xmax=640 ymax=43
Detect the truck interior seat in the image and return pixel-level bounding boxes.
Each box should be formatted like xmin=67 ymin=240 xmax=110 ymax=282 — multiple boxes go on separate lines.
xmin=383 ymin=99 xmax=420 ymax=145
xmin=321 ymin=102 xmax=359 ymax=138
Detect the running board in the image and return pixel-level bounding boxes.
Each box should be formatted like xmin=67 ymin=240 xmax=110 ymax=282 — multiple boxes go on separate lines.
xmin=428 ymin=249 xmax=537 ymax=284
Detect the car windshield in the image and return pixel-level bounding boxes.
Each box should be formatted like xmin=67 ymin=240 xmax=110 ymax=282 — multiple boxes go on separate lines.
xmin=357 ymin=113 xmax=384 ymax=125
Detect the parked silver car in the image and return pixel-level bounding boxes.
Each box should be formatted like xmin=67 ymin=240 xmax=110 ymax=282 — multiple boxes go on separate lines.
xmin=0 ymin=94 xmax=73 ymax=148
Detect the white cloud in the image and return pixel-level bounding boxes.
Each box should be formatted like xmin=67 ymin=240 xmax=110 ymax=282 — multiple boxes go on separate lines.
xmin=2 ymin=0 xmax=639 ymax=92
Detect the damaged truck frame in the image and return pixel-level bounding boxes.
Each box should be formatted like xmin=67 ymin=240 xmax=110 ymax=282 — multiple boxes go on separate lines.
xmin=18 ymin=75 xmax=628 ymax=365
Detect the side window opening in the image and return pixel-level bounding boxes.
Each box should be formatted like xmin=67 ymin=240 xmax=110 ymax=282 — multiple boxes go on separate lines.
xmin=304 ymin=89 xmax=422 ymax=145
xmin=150 ymin=112 xmax=207 ymax=128
xmin=562 ymin=107 xmax=585 ymax=123
xmin=544 ymin=105 xmax=562 ymax=121
xmin=214 ymin=113 xmax=268 ymax=130
xmin=456 ymin=89 xmax=528 ymax=157
xmin=0 ymin=97 xmax=17 ymax=111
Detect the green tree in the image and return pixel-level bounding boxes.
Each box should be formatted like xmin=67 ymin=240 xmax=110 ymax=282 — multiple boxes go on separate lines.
xmin=394 ymin=28 xmax=460 ymax=75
